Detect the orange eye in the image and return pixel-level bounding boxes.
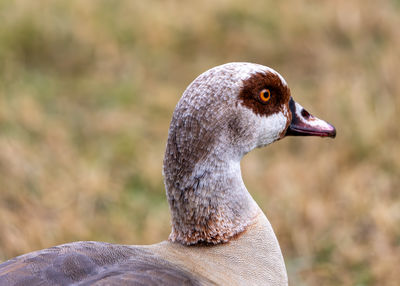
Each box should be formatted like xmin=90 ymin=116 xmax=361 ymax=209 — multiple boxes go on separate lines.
xmin=259 ymin=89 xmax=271 ymax=103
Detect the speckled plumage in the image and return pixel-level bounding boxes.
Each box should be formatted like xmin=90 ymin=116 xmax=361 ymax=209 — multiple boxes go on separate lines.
xmin=164 ymin=63 xmax=291 ymax=245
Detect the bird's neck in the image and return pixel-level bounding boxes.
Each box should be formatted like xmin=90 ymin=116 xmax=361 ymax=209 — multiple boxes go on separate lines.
xmin=147 ymin=212 xmax=288 ymax=285
xmin=165 ymin=153 xmax=260 ymax=245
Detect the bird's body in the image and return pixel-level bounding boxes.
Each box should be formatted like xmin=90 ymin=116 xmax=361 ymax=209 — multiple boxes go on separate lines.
xmin=0 ymin=63 xmax=336 ymax=285
xmin=0 ymin=212 xmax=283 ymax=285
xmin=0 ymin=241 xmax=203 ymax=285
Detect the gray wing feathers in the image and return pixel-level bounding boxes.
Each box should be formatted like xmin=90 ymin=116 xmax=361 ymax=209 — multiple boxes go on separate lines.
xmin=0 ymin=242 xmax=202 ymax=286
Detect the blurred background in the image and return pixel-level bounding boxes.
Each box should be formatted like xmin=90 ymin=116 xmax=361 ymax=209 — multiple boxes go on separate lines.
xmin=0 ymin=0 xmax=399 ymax=285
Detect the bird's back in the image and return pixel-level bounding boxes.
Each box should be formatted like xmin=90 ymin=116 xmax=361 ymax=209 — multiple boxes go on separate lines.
xmin=0 ymin=241 xmax=204 ymax=286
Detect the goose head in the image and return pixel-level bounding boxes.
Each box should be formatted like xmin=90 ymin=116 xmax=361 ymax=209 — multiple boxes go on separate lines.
xmin=164 ymin=62 xmax=335 ymax=245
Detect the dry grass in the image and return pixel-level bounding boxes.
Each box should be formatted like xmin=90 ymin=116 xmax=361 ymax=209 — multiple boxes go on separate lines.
xmin=0 ymin=0 xmax=399 ymax=285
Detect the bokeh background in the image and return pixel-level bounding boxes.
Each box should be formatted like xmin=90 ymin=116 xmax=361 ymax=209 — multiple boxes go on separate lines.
xmin=0 ymin=0 xmax=399 ymax=285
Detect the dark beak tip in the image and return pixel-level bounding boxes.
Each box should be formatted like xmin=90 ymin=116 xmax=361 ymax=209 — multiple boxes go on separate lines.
xmin=323 ymin=122 xmax=337 ymax=138
xmin=330 ymin=127 xmax=337 ymax=138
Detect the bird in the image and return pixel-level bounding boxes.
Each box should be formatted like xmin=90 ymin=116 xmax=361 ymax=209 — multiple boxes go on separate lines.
xmin=0 ymin=62 xmax=336 ymax=285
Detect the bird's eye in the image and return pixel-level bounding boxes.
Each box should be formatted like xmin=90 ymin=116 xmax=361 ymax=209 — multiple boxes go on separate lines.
xmin=259 ymin=89 xmax=271 ymax=103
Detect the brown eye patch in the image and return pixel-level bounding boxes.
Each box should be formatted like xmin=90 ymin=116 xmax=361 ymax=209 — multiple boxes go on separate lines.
xmin=238 ymin=71 xmax=291 ymax=117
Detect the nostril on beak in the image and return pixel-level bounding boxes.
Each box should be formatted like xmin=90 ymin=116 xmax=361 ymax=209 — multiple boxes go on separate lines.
xmin=301 ymin=109 xmax=311 ymax=120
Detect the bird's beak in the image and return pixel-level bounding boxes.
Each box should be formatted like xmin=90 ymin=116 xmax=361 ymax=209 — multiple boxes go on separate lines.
xmin=285 ymin=97 xmax=336 ymax=138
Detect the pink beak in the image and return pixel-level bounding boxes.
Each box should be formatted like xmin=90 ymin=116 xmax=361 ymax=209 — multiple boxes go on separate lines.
xmin=285 ymin=97 xmax=336 ymax=138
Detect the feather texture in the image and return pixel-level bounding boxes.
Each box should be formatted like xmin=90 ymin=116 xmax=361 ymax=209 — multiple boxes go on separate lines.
xmin=0 ymin=242 xmax=204 ymax=285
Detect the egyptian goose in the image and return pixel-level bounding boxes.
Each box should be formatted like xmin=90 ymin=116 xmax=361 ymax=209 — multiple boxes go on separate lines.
xmin=0 ymin=62 xmax=336 ymax=285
